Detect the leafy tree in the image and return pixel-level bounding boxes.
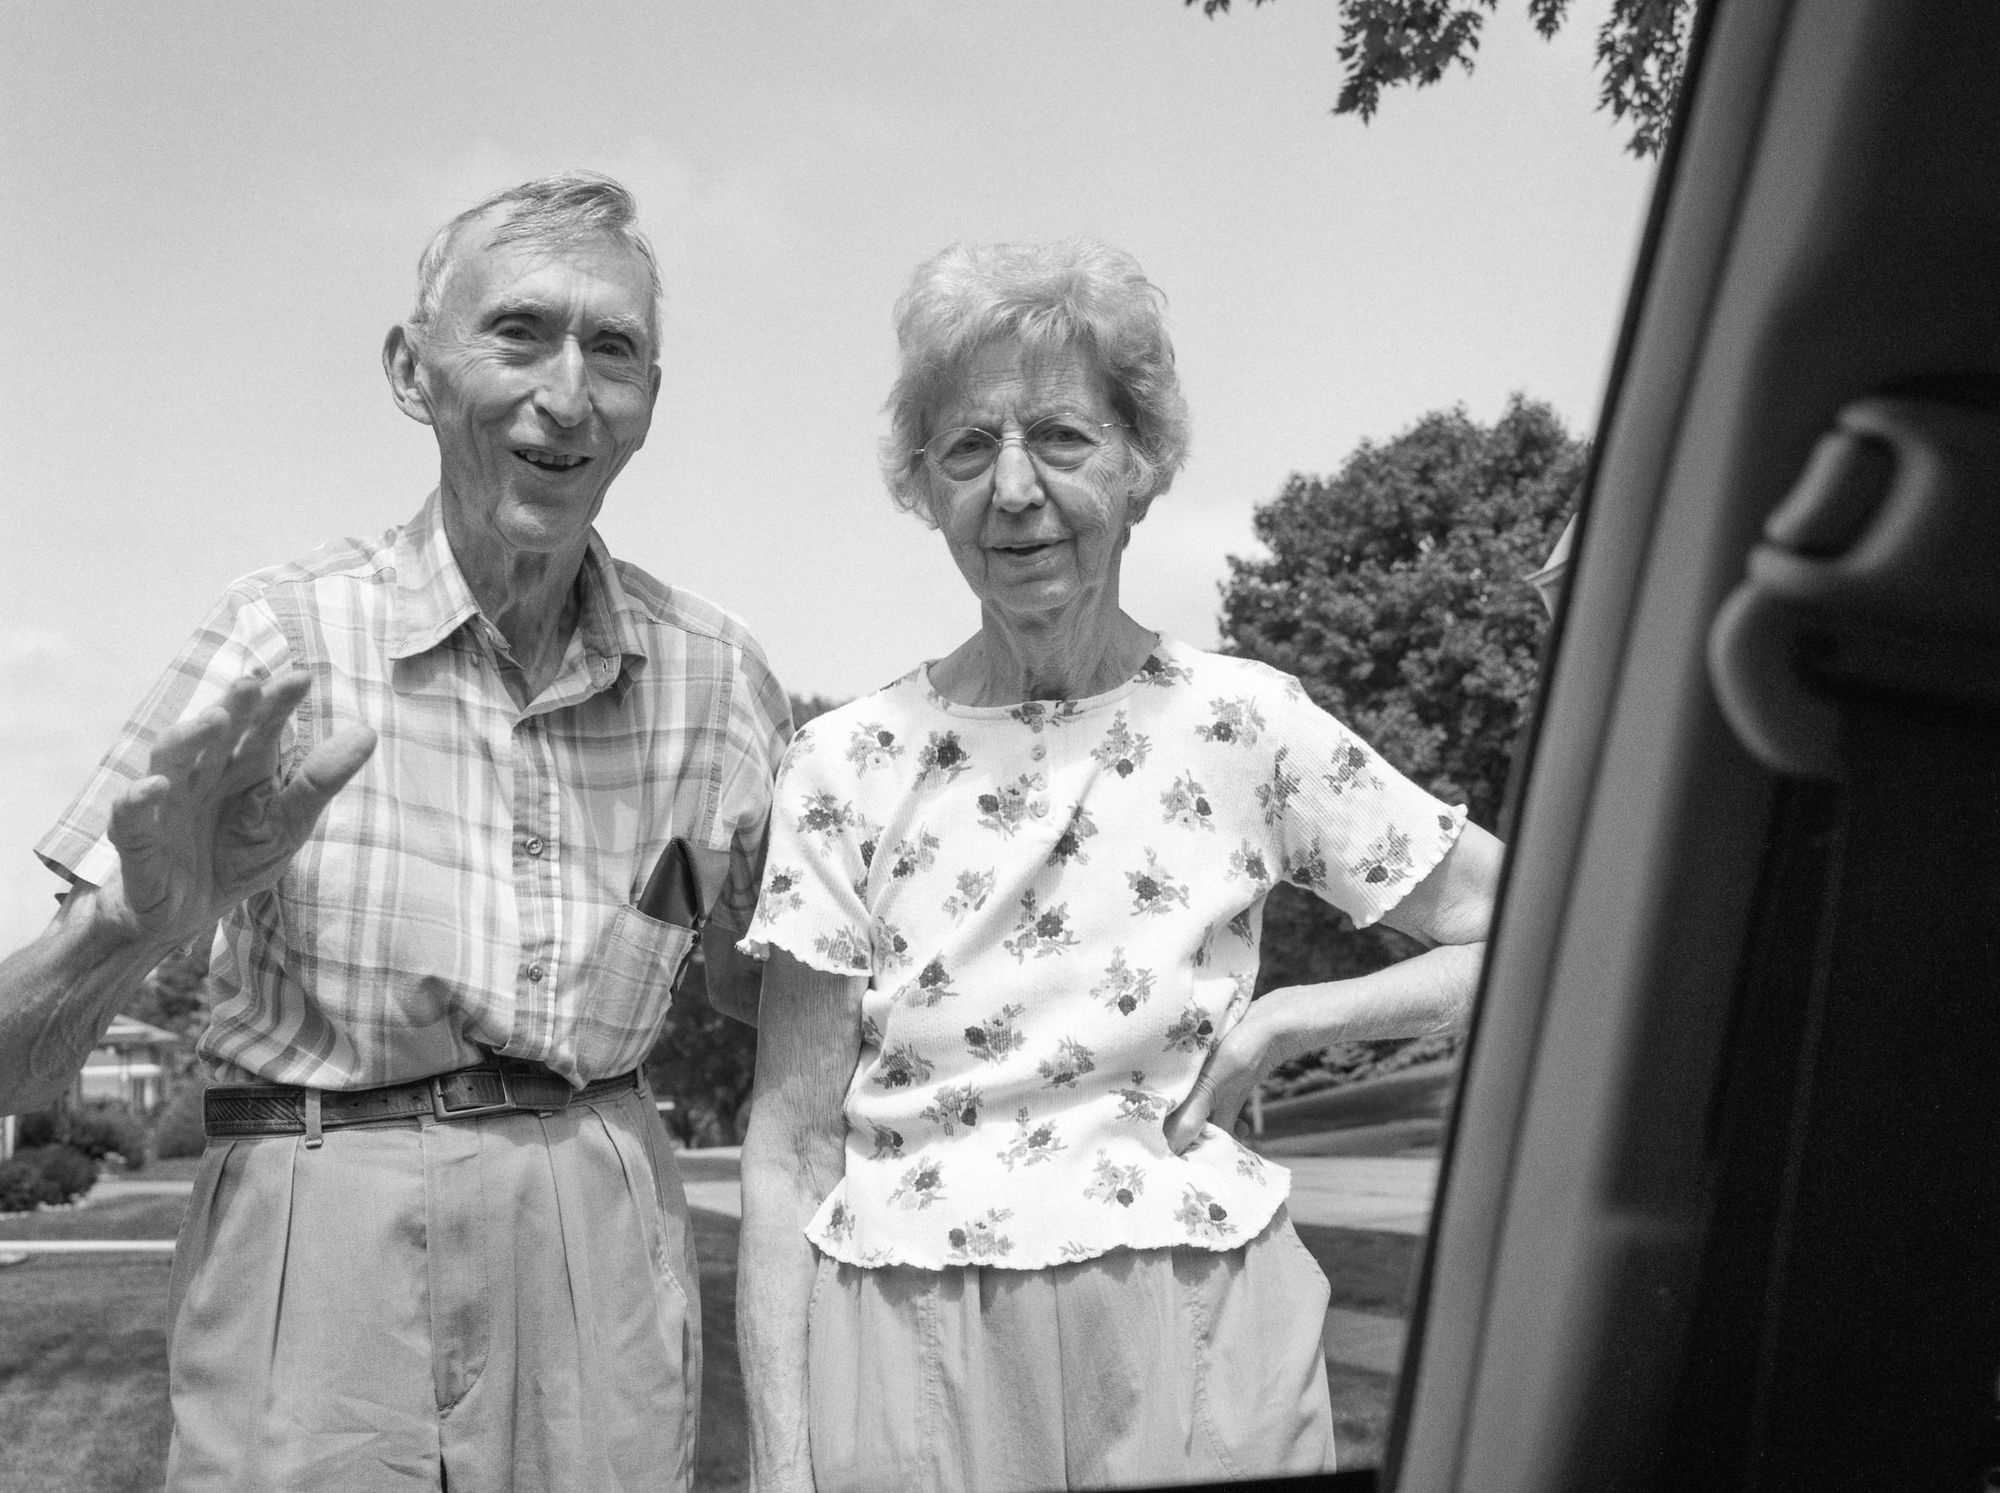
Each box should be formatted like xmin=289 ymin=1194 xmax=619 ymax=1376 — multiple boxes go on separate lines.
xmin=1189 ymin=0 xmax=1694 ymax=156
xmin=123 ymin=943 xmax=210 ymax=1047
xmin=1222 ymin=396 xmax=1581 ymax=1092
xmin=647 ymin=954 xmax=760 ymax=1147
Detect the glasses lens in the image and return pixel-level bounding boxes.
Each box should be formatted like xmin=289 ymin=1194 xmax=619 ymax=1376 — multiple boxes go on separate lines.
xmin=927 ymin=427 xmax=1000 ymax=480
xmin=923 ymin=416 xmax=1116 ymax=479
xmin=1025 ymin=414 xmax=1108 ymax=470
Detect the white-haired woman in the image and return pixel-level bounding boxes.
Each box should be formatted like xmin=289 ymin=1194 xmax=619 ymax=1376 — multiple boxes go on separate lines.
xmin=737 ymin=240 xmax=1503 ymax=1492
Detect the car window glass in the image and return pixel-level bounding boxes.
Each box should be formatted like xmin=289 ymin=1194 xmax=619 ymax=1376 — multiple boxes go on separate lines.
xmin=2 ymin=4 xmax=1663 ymax=1483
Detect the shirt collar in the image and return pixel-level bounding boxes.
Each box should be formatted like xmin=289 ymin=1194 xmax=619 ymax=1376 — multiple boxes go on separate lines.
xmin=389 ymin=492 xmax=481 ymax=661
xmin=388 ymin=491 xmax=651 ymax=698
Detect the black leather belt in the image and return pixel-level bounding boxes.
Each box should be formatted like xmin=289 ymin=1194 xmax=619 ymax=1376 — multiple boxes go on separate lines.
xmin=203 ymin=1062 xmax=641 ymax=1140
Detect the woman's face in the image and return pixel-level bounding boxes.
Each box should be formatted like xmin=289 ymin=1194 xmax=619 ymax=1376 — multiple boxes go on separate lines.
xmin=926 ymin=341 xmax=1136 ymax=630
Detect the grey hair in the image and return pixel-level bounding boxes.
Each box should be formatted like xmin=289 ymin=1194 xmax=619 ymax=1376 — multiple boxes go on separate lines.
xmin=407 ymin=170 xmax=663 ymax=346
xmin=880 ymin=239 xmax=1191 ymax=526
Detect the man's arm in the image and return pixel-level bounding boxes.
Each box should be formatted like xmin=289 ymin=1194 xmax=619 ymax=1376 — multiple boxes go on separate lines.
xmin=0 ymin=670 xmax=374 ymax=1112
xmin=737 ymin=949 xmax=864 ymax=1493
xmin=0 ymin=884 xmax=190 ymax=1114
xmin=1164 ymin=823 xmax=1504 ymax=1150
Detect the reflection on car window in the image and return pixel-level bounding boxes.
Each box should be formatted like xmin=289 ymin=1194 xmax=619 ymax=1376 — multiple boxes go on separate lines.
xmin=1 ymin=2 xmax=1666 ymax=1486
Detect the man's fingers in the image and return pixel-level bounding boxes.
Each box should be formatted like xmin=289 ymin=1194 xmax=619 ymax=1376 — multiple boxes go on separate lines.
xmin=104 ymin=775 xmax=172 ymax=857
xmin=213 ymin=671 xmax=316 ymax=795
xmin=143 ymin=669 xmax=311 ymax=799
xmin=144 ymin=704 xmax=239 ymax=795
xmin=271 ymin=725 xmax=377 ymax=830
xmin=229 ymin=670 xmax=312 ymax=751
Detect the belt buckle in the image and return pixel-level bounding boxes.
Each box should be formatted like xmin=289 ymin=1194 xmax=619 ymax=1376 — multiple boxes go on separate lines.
xmin=429 ymin=1068 xmax=516 ymax=1122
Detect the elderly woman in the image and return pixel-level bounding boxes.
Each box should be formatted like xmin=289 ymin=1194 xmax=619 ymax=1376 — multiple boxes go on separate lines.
xmin=737 ymin=240 xmax=1503 ymax=1493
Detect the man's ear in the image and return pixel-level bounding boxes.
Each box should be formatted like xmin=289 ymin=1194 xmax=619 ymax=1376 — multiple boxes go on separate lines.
xmin=647 ymin=360 xmax=663 ymax=414
xmin=382 ymin=325 xmax=434 ymax=426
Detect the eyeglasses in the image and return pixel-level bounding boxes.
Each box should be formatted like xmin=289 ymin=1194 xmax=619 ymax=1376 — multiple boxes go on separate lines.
xmin=917 ymin=414 xmax=1126 ymax=481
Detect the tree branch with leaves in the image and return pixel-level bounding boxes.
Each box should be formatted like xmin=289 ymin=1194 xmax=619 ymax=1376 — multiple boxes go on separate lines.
xmin=1189 ymin=0 xmax=1694 ymax=156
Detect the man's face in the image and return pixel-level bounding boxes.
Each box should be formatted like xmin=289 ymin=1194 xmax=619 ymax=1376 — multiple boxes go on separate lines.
xmin=393 ymin=219 xmax=661 ymax=567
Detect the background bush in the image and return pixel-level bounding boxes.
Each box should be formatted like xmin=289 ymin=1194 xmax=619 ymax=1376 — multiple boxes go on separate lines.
xmin=149 ymin=1081 xmax=209 ymax=1160
xmin=0 ymin=1144 xmax=100 ymax=1211
xmin=0 ymin=1156 xmax=44 ymax=1212
xmin=14 ymin=1101 xmax=149 ymax=1172
xmin=61 ymin=1101 xmax=149 ymax=1170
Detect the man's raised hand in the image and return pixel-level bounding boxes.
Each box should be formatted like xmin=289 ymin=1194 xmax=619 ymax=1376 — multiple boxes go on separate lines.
xmin=103 ymin=669 xmax=376 ymax=948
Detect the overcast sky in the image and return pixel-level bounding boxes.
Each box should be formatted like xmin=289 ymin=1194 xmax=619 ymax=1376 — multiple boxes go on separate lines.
xmin=1 ymin=0 xmax=1653 ymax=948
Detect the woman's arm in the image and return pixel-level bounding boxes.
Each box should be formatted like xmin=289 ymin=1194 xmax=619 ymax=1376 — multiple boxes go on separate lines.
xmin=737 ymin=949 xmax=867 ymax=1493
xmin=1164 ymin=823 xmax=1504 ymax=1151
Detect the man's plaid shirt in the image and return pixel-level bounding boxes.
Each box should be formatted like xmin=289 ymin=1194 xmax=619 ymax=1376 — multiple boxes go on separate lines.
xmin=37 ymin=494 xmax=791 ymax=1089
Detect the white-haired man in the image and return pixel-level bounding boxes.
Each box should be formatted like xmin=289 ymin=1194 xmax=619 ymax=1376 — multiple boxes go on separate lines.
xmin=0 ymin=172 xmax=789 ymax=1491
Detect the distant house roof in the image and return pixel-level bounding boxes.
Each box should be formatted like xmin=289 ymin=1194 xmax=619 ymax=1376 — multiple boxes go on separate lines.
xmin=99 ymin=1015 xmax=182 ymax=1048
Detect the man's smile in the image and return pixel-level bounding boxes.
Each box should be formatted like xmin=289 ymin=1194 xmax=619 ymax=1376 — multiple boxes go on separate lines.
xmin=514 ymin=448 xmax=592 ymax=472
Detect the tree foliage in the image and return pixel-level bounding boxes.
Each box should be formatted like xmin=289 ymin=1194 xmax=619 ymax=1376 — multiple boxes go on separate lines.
xmin=1190 ymin=0 xmax=1695 ymax=156
xmin=123 ymin=943 xmax=210 ymax=1046
xmin=646 ymin=962 xmax=759 ymax=1148
xmin=1221 ymin=397 xmax=1581 ymax=1090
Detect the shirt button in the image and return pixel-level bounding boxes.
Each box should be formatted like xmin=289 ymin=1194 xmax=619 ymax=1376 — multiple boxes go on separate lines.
xmin=526 ymin=964 xmax=545 ymax=983
xmin=1030 ymin=743 xmax=1046 ymax=761
xmin=524 ymin=836 xmax=545 ymax=857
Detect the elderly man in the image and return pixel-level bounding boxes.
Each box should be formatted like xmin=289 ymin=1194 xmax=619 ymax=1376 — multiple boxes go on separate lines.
xmin=0 ymin=172 xmax=789 ymax=1491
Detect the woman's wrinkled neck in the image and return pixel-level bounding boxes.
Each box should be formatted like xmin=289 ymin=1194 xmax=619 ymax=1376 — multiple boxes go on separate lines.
xmin=932 ymin=601 xmax=1157 ymax=707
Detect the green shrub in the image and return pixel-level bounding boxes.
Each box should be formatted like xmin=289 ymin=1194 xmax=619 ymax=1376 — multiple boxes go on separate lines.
xmin=11 ymin=1101 xmax=149 ymax=1171
xmin=63 ymin=1101 xmax=149 ymax=1171
xmin=0 ymin=1156 xmax=44 ymax=1212
xmin=32 ymin=1143 xmax=99 ymax=1203
xmin=151 ymin=1082 xmax=208 ymax=1160
xmin=0 ymin=1144 xmax=100 ymax=1209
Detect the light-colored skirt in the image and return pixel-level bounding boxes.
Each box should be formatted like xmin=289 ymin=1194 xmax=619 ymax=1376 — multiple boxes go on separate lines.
xmin=163 ymin=1084 xmax=699 ymax=1493
xmin=806 ymin=1204 xmax=1339 ymax=1493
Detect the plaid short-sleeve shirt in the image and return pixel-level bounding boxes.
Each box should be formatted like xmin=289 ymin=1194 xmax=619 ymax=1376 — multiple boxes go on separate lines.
xmin=37 ymin=493 xmax=792 ymax=1090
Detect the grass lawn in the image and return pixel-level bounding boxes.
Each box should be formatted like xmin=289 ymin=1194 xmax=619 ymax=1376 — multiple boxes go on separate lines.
xmin=0 ymin=1195 xmax=186 ymax=1243
xmin=1295 ymin=1224 xmax=1423 ymax=1467
xmin=0 ymin=1194 xmax=1416 ymax=1489
xmin=0 ymin=1255 xmax=174 ymax=1493
xmin=1295 ymin=1222 xmax=1424 ymax=1317
xmin=690 ymin=1208 xmax=749 ymax=1492
xmin=0 ymin=1207 xmax=755 ymax=1493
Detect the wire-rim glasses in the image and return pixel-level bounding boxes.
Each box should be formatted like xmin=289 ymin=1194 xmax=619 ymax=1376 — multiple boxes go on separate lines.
xmin=918 ymin=413 xmax=1126 ymax=481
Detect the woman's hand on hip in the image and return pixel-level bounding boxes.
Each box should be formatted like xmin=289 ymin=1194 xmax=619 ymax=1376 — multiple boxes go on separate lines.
xmin=1160 ymin=937 xmax=1484 ymax=1154
xmin=1163 ymin=991 xmax=1296 ymax=1153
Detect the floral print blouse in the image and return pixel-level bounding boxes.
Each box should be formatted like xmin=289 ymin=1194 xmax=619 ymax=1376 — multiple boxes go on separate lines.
xmin=742 ymin=638 xmax=1465 ymax=1270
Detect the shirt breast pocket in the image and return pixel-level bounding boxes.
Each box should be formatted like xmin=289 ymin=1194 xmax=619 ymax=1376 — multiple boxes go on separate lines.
xmin=574 ymin=904 xmax=699 ymax=1078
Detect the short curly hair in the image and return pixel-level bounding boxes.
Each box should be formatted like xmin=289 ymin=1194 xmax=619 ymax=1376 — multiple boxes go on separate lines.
xmin=880 ymin=240 xmax=1190 ymax=526
xmin=408 ymin=170 xmax=662 ymax=347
